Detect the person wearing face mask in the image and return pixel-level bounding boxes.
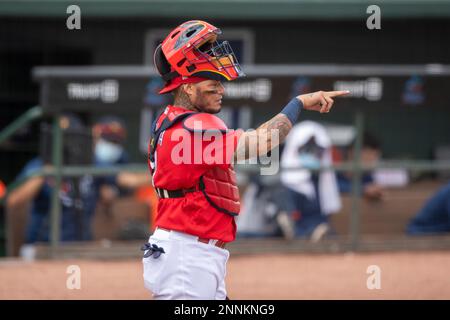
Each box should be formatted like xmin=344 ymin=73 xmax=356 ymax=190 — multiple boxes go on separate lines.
xmin=93 ymin=116 xmax=128 ymax=165
xmin=89 ymin=117 xmax=151 ymax=227
xmin=280 ymin=121 xmax=342 ymax=241
xmin=91 ymin=116 xmax=129 ymax=203
xmin=95 ymin=139 xmax=125 ymax=164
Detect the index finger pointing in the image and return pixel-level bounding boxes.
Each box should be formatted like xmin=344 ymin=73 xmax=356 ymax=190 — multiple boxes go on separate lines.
xmin=326 ymin=90 xmax=350 ymax=97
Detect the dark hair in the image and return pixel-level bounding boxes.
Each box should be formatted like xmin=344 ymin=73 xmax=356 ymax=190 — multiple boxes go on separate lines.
xmin=362 ymin=132 xmax=381 ymax=150
xmin=93 ymin=116 xmax=127 ymax=144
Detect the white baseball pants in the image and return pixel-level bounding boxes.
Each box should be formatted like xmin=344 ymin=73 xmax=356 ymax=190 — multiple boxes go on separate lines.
xmin=142 ymin=228 xmax=229 ymax=300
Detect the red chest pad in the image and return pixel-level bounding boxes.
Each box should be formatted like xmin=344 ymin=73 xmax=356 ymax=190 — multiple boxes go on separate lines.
xmin=182 ymin=113 xmax=228 ymax=133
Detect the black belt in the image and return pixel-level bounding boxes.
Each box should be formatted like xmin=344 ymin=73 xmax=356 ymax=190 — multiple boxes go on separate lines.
xmin=155 ymin=187 xmax=197 ymax=199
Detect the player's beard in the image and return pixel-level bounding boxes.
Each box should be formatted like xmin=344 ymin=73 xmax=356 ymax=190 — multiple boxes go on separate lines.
xmin=194 ymin=87 xmax=222 ymax=114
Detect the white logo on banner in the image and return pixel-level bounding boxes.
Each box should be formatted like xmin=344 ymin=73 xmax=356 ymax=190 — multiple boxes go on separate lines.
xmin=223 ymin=79 xmax=272 ymax=102
xmin=334 ymin=78 xmax=383 ymax=101
xmin=67 ymin=80 xmax=119 ymax=103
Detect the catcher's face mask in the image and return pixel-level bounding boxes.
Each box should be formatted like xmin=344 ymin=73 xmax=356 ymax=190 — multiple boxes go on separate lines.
xmin=190 ymin=36 xmax=245 ymax=81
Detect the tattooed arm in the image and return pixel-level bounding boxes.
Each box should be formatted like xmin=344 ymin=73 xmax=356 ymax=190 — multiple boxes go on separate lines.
xmin=234 ymin=90 xmax=349 ymax=162
xmin=234 ymin=113 xmax=292 ymax=161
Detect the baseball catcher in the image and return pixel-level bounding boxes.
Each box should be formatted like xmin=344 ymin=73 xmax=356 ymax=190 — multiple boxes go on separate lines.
xmin=142 ymin=20 xmax=349 ymax=299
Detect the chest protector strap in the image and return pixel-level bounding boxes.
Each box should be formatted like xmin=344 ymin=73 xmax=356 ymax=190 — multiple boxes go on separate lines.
xmin=148 ymin=112 xmax=194 ymax=167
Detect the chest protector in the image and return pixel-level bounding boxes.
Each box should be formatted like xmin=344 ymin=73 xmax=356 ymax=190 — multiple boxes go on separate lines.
xmin=148 ymin=108 xmax=240 ymax=217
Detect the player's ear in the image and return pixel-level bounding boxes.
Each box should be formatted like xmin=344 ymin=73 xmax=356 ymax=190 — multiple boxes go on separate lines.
xmin=182 ymin=83 xmax=195 ymax=98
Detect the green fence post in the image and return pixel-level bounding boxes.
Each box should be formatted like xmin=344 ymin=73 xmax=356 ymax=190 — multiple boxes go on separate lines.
xmin=0 ymin=106 xmax=43 ymax=145
xmin=350 ymin=111 xmax=364 ymax=251
xmin=50 ymin=114 xmax=63 ymax=258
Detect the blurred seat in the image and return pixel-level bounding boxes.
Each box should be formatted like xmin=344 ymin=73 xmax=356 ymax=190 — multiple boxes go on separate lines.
xmin=92 ymin=196 xmax=151 ymax=241
xmin=5 ymin=201 xmax=30 ymax=256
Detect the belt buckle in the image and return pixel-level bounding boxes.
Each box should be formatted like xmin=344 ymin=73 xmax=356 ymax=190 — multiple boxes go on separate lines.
xmin=198 ymin=238 xmax=209 ymax=245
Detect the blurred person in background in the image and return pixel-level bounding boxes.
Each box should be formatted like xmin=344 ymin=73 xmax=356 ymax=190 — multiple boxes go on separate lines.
xmin=280 ymin=121 xmax=342 ymax=241
xmin=237 ymin=174 xmax=295 ymax=240
xmin=406 ymin=181 xmax=450 ymax=235
xmin=91 ymin=116 xmax=133 ymax=207
xmin=0 ymin=180 xmax=5 ymax=200
xmin=93 ymin=116 xmax=151 ymax=191
xmin=6 ymin=113 xmax=92 ymax=258
xmin=337 ymin=132 xmax=384 ymax=201
xmin=90 ymin=116 xmax=152 ymax=239
xmin=6 ymin=114 xmax=149 ymax=259
xmin=0 ymin=180 xmax=5 ymax=250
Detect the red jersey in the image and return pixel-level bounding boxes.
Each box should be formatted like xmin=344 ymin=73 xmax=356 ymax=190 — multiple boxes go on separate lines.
xmin=151 ymin=105 xmax=242 ymax=242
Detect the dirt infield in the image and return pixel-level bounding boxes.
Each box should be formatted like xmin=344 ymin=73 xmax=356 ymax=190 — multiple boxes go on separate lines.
xmin=1 ymin=251 xmax=449 ymax=300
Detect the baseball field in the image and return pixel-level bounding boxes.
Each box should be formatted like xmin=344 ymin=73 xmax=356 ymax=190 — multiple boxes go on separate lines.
xmin=1 ymin=251 xmax=449 ymax=300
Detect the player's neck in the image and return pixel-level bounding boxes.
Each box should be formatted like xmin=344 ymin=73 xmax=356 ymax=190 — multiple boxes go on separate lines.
xmin=173 ymin=93 xmax=201 ymax=112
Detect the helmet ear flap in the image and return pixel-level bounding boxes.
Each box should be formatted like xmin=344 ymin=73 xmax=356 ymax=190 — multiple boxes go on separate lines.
xmin=153 ymin=44 xmax=171 ymax=76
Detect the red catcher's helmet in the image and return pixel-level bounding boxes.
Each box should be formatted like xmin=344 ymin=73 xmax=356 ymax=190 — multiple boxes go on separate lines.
xmin=153 ymin=20 xmax=245 ymax=86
